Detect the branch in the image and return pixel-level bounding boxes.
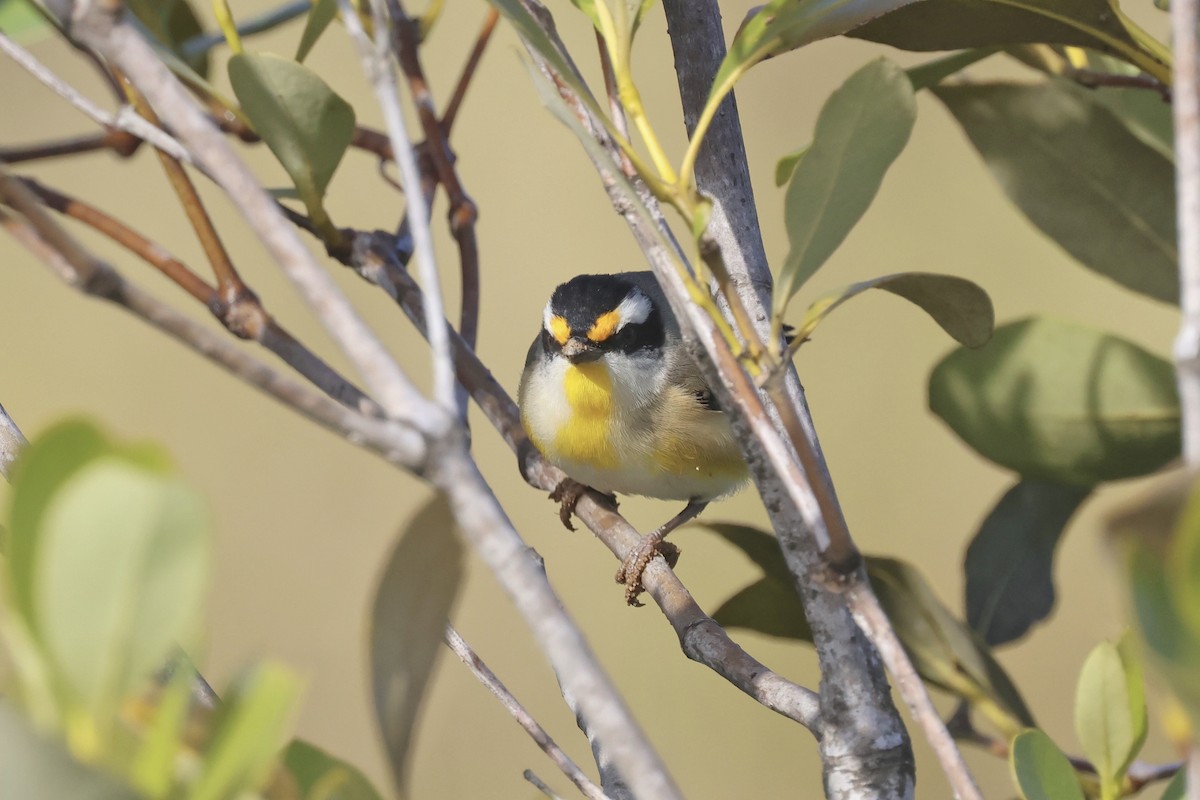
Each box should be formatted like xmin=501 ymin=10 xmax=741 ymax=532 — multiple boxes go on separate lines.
xmin=444 ymin=625 xmax=610 ymax=800
xmin=0 ymin=400 xmax=27 ymax=483
xmin=1174 ymin=0 xmax=1200 ymax=466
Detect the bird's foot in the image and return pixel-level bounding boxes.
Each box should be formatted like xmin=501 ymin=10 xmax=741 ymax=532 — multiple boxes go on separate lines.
xmin=615 ymin=536 xmax=680 ymax=606
xmin=548 ymin=479 xmax=617 ymax=531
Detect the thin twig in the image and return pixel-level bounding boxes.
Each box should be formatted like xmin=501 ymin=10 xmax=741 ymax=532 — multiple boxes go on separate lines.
xmin=0 ymin=31 xmax=194 ymax=166
xmin=441 ymin=8 xmax=499 ymax=136
xmin=339 ymin=0 xmax=457 ymax=411
xmin=0 ymin=400 xmax=27 ymax=483
xmin=179 ymin=0 xmax=310 ymax=60
xmin=69 ymin=3 xmax=437 ymax=424
xmin=0 ymin=130 xmax=140 ymax=163
xmin=1174 ymin=0 xmax=1200 ymax=465
xmin=523 ymin=770 xmax=566 ymax=800
xmin=444 ymin=626 xmax=609 ymax=800
xmin=0 ymin=187 xmax=424 ymax=469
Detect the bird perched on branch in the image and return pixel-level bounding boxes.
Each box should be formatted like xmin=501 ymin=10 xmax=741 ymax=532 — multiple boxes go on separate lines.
xmin=518 ymin=272 xmax=749 ymax=603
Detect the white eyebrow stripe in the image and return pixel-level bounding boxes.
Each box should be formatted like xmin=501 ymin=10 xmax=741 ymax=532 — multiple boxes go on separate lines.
xmin=614 ymin=289 xmax=652 ymax=330
xmin=543 ymin=300 xmax=557 ymax=332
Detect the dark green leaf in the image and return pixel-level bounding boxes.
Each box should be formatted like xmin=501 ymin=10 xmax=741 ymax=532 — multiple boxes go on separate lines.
xmin=1074 ymin=640 xmax=1140 ymax=793
xmin=0 ymin=701 xmax=140 ymax=800
xmin=283 ymin=739 xmax=385 ymax=800
xmin=371 ymin=496 xmax=464 ymax=793
xmin=1090 ymin=85 xmax=1173 ymax=159
xmin=0 ymin=0 xmax=50 ymax=42
xmin=929 ymin=317 xmax=1180 ymax=485
xmin=965 ymin=479 xmax=1091 ymax=646
xmin=228 ymin=52 xmax=355 ymax=229
xmin=712 ymin=578 xmax=812 ymax=640
xmin=793 ymin=272 xmax=994 ymax=348
xmin=191 ymin=664 xmax=301 ymax=800
xmin=36 ymin=458 xmax=209 ymax=723
xmin=703 ymin=525 xmax=1033 ymax=730
xmin=777 ymin=57 xmax=916 ymax=305
xmin=1010 ymin=729 xmax=1085 ymax=800
xmin=127 ymin=0 xmax=209 ymax=77
xmin=934 ymin=81 xmax=1177 ymax=304
xmin=905 ymin=48 xmax=997 ymax=91
xmin=850 ymin=0 xmax=1169 ymax=83
xmin=295 ymin=0 xmax=337 ymax=63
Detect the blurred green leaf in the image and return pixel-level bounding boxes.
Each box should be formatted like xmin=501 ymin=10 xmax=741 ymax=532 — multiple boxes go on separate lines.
xmin=929 ymin=317 xmax=1180 ymax=485
xmin=1074 ymin=639 xmax=1142 ymax=794
xmin=0 ymin=0 xmax=50 ymax=42
xmin=1089 ymin=85 xmax=1173 ymax=159
xmin=567 ymin=0 xmax=601 ymax=29
xmin=295 ymin=0 xmax=337 ymax=63
xmin=1010 ymin=728 xmax=1085 ymax=800
xmin=1116 ymin=630 xmax=1148 ymax=772
xmin=191 ymin=664 xmax=301 ymax=800
xmin=934 ymin=81 xmax=1177 ymax=304
xmin=965 ymin=479 xmax=1091 ymax=646
xmin=130 ymin=661 xmax=197 ymax=798
xmin=1107 ymin=472 xmax=1200 ymax=729
xmin=36 ymin=458 xmax=209 ymax=730
xmin=777 ymin=57 xmax=916 ymax=307
xmin=7 ymin=419 xmax=109 ymax=627
xmin=905 ymin=48 xmax=997 ymax=91
xmin=127 ymin=0 xmax=209 ymax=77
xmin=0 ymin=700 xmax=140 ymax=800
xmin=702 ymin=524 xmax=1032 ymax=730
xmin=1169 ymin=472 xmax=1200 ymax=637
xmin=793 ymin=272 xmax=993 ymax=348
xmin=849 ymin=0 xmax=1168 ymax=82
xmin=283 ymin=739 xmax=385 ymax=800
xmin=371 ymin=496 xmax=464 ymax=793
xmin=228 ymin=52 xmax=355 ymax=234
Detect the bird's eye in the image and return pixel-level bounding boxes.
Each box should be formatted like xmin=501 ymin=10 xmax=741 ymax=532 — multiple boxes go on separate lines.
xmin=541 ymin=327 xmax=561 ymax=352
xmin=608 ymin=323 xmax=640 ymax=351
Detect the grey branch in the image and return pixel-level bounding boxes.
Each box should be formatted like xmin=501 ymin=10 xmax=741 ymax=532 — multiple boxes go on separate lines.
xmin=0 ymin=400 xmax=28 ymax=483
xmin=1175 ymin=0 xmax=1200 ymax=466
xmin=445 ymin=626 xmax=610 ymax=800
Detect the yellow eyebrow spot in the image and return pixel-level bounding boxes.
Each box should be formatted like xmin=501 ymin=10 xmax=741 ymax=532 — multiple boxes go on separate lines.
xmin=549 ymin=315 xmax=571 ymax=345
xmin=588 ymin=310 xmax=621 ymax=342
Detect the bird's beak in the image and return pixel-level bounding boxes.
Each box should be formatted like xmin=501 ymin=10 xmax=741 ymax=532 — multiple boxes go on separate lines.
xmin=562 ymin=337 xmax=602 ymax=363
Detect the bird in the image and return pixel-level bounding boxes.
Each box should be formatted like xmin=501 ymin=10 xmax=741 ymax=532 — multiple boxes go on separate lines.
xmin=518 ymin=272 xmax=749 ymax=602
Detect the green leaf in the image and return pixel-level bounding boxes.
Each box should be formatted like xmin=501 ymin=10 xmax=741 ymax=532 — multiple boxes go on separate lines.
xmin=7 ymin=419 xmax=110 ymax=628
xmin=965 ymin=479 xmax=1091 ymax=646
xmin=371 ymin=496 xmax=464 ymax=793
xmin=1089 ymin=85 xmax=1173 ymax=159
xmin=295 ymin=0 xmax=338 ymax=63
xmin=934 ymin=81 xmax=1178 ymax=304
xmin=774 ymin=144 xmax=808 ymax=187
xmin=1107 ymin=473 xmax=1200 ymax=729
xmin=905 ymin=48 xmax=997 ymax=91
xmin=793 ymin=272 xmax=994 ymax=348
xmin=0 ymin=0 xmax=50 ymax=42
xmin=850 ymin=0 xmax=1169 ymax=82
xmin=1010 ymin=728 xmax=1086 ymax=800
xmin=283 ymin=739 xmax=385 ymax=800
xmin=130 ymin=660 xmax=196 ymax=797
xmin=777 ymin=58 xmax=916 ymax=307
xmin=228 ymin=52 xmax=355 ymax=232
xmin=0 ymin=700 xmax=140 ymax=800
xmin=1169 ymin=471 xmax=1200 ymax=638
xmin=1074 ymin=640 xmax=1140 ymax=794
xmin=1114 ymin=630 xmax=1148 ymax=767
xmin=929 ymin=316 xmax=1180 ymax=485
xmin=35 ymin=458 xmax=209 ymax=728
xmin=703 ymin=524 xmax=1033 ymax=730
xmin=191 ymin=664 xmax=301 ymax=800
xmin=712 ymin=578 xmax=813 ymax=639
xmin=127 ymin=0 xmax=209 ymax=77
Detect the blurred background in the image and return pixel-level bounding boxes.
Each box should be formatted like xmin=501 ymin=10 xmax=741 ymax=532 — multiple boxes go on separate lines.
xmin=0 ymin=1 xmax=1183 ymax=797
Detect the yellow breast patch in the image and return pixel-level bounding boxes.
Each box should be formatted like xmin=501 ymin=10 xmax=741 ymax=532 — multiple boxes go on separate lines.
xmin=553 ymin=363 xmax=617 ymax=468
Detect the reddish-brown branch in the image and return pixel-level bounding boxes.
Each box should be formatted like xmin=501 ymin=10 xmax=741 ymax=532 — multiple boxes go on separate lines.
xmin=0 ymin=129 xmax=141 ymax=163
xmin=440 ymin=8 xmax=499 ymax=137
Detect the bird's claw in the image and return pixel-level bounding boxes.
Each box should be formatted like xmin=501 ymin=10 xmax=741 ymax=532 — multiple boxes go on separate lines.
xmin=548 ymin=478 xmax=588 ymax=531
xmin=615 ymin=539 xmax=680 ymax=606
